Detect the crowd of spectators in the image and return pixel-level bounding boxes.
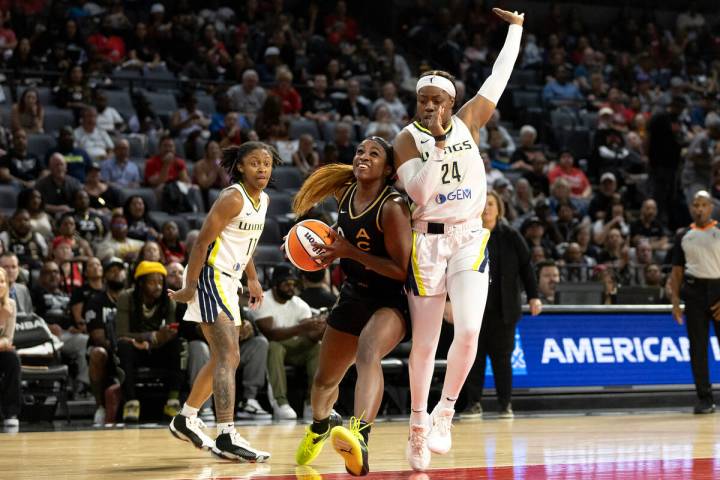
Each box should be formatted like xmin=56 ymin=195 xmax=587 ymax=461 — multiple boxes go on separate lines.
xmin=0 ymin=0 xmax=718 ymax=426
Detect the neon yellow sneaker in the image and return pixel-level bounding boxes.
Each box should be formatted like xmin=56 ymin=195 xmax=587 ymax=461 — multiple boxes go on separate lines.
xmin=295 ymin=410 xmax=342 ymax=465
xmin=331 ymin=416 xmax=371 ymax=476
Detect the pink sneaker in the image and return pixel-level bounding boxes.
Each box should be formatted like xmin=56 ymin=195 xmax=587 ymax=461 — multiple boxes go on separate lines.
xmin=427 ymin=406 xmax=454 ymax=454
xmin=406 ymin=424 xmax=431 ymax=471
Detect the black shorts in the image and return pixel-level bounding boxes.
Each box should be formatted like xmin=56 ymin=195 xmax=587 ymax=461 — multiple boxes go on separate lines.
xmin=327 ymin=282 xmax=411 ymax=340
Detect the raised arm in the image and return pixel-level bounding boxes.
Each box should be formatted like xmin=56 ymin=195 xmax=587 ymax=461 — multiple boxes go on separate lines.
xmin=456 ymin=9 xmax=524 ymax=136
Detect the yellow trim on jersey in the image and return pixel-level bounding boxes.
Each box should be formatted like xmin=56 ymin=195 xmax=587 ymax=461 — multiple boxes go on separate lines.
xmin=411 ymin=232 xmax=427 ymax=296
xmin=238 ymin=182 xmax=261 ymax=211
xmin=208 ymin=237 xmax=222 ymax=265
xmin=472 ymin=229 xmax=491 ymax=271
xmin=375 ymin=193 xmax=401 ymax=232
xmin=348 ymin=184 xmax=389 ymax=220
xmin=213 ymin=268 xmax=232 ymax=315
xmin=412 ymin=120 xmax=453 ymax=136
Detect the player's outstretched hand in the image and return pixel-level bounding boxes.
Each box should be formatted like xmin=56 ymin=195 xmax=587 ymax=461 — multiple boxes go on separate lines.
xmin=492 ymin=8 xmax=524 ymax=26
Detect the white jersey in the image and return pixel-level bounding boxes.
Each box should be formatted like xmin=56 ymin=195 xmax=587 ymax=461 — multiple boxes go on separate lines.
xmin=402 ymin=115 xmax=487 ymax=224
xmin=206 ymin=183 xmax=268 ymax=279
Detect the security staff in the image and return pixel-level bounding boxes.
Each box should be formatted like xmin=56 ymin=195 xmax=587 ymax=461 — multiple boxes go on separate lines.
xmin=671 ymin=190 xmax=720 ymax=414
xmin=462 ymin=191 xmax=541 ymax=418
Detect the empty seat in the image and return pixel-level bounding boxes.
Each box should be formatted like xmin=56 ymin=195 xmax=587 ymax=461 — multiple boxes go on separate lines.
xmin=254 ymin=244 xmax=285 ymax=263
xmin=124 ymin=135 xmax=146 ymax=158
xmin=512 ymin=90 xmax=542 ymax=109
xmin=43 ymin=109 xmax=75 ymax=134
xmin=112 ymin=69 xmax=142 ymax=87
xmin=550 ymin=108 xmax=578 ymax=130
xmin=0 ymin=184 xmax=19 ymax=210
xmin=144 ymin=91 xmax=178 ymax=116
xmin=509 ymin=69 xmax=540 ymax=87
xmin=556 ymin=282 xmax=604 ymax=305
xmin=266 ymin=191 xmax=294 ymax=217
xmin=148 ymin=211 xmax=189 ymax=239
xmin=259 ymin=217 xmax=283 ymax=245
xmin=120 ymin=187 xmax=158 ymax=211
xmin=272 ymin=166 xmax=304 ymax=191
xmin=27 ymin=133 xmax=56 ymax=158
xmin=289 ymin=118 xmax=321 ymax=141
xmin=195 ymin=92 xmax=216 ymax=115
xmin=101 ymin=89 xmax=135 ymax=120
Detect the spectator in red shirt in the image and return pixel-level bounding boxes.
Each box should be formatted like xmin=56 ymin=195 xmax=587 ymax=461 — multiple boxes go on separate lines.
xmin=0 ymin=11 xmax=17 ymax=54
xmin=87 ymin=16 xmax=126 ymax=64
xmin=548 ymin=150 xmax=592 ymax=199
xmin=144 ymin=136 xmax=187 ymax=188
xmin=324 ymin=0 xmax=358 ymax=45
xmin=271 ymin=67 xmax=302 ymax=115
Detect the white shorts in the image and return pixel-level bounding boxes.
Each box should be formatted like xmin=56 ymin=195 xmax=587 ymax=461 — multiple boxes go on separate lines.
xmin=183 ymin=264 xmax=242 ymax=326
xmin=406 ymin=220 xmax=490 ymax=297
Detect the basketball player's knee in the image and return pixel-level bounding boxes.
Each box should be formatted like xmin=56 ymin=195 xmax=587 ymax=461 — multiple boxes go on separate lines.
xmin=355 ymin=344 xmax=382 ymax=370
xmin=454 ymin=326 xmax=481 ymax=349
xmin=219 ymin=347 xmax=240 ymax=369
xmin=313 ymin=368 xmax=341 ymax=392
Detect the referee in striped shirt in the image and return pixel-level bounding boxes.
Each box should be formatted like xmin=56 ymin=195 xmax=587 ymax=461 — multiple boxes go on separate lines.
xmin=671 ymin=190 xmax=720 ymax=414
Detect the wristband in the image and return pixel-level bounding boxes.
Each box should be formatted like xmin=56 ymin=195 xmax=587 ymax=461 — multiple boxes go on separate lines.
xmin=433 ymin=133 xmax=447 ymax=142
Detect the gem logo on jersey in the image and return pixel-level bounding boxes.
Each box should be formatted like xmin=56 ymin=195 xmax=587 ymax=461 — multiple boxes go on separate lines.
xmin=435 ymin=188 xmax=472 ymax=204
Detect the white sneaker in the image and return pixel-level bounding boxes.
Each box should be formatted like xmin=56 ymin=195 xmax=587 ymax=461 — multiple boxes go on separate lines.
xmin=3 ymin=417 xmax=19 ymax=428
xmin=427 ymin=406 xmax=454 ymax=454
xmin=93 ymin=406 xmax=106 ymax=426
xmin=236 ymin=399 xmax=272 ymax=420
xmin=273 ymin=403 xmax=297 ymax=420
xmin=169 ymin=414 xmax=215 ymax=450
xmin=406 ymin=424 xmax=431 ymax=471
xmin=212 ymin=430 xmax=271 ymax=462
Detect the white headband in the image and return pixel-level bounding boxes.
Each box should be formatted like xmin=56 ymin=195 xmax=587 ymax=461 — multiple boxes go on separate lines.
xmin=416 ymin=75 xmax=456 ymax=98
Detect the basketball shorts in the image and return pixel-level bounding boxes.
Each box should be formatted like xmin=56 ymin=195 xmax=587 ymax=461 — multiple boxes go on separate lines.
xmin=327 ymin=282 xmax=411 ymax=340
xmin=405 ymin=220 xmax=490 ymax=297
xmin=184 ymin=264 xmax=242 ymax=326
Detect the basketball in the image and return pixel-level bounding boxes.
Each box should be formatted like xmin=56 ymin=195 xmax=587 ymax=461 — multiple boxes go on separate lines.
xmin=284 ymin=219 xmax=335 ymax=272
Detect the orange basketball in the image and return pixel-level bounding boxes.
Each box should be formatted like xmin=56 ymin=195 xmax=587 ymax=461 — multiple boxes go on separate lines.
xmin=284 ymin=219 xmax=335 ymax=272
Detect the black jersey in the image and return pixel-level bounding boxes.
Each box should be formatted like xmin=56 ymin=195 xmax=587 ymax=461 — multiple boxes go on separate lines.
xmin=336 ymin=182 xmax=405 ymax=297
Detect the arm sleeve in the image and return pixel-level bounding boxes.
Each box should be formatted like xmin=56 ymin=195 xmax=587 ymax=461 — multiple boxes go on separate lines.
xmin=395 ymin=147 xmax=446 ymax=206
xmin=478 ymin=24 xmax=523 ymax=105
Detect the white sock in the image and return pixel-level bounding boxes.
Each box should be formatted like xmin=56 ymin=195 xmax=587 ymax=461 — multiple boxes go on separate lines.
xmin=410 ymin=409 xmax=428 ymax=427
xmin=181 ymin=404 xmax=199 ymax=418
xmin=217 ymin=422 xmax=235 ymax=435
xmin=438 ymin=395 xmax=457 ymax=411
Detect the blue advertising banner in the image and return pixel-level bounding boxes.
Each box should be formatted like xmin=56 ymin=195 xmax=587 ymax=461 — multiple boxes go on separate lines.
xmin=482 ymin=311 xmax=720 ymax=389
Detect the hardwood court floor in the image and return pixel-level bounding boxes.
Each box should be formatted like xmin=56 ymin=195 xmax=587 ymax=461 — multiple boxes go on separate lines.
xmin=2 ymin=411 xmax=720 ymax=479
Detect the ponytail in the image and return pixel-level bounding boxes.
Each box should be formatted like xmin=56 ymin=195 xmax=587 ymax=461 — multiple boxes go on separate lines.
xmin=292 ymin=163 xmax=355 ymax=216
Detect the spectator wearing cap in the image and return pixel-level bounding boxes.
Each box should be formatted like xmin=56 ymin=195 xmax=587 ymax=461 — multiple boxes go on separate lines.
xmin=69 ymin=256 xmax=104 ymax=332
xmin=84 ymin=160 xmax=124 ymax=214
xmin=100 ymin=138 xmax=140 ymax=189
xmin=0 ymin=209 xmax=48 ymax=270
xmin=257 ymin=46 xmax=283 ymax=84
xmin=86 ymin=256 xmax=127 ymax=425
xmin=0 ymin=252 xmax=32 ymax=314
xmin=33 ymin=259 xmax=89 ymax=394
xmin=521 ymin=216 xmax=557 ymax=260
xmin=681 ymin=113 xmax=720 ymax=206
xmin=116 ymin=260 xmax=179 ymax=422
xmin=144 ymin=135 xmax=188 ymax=189
xmin=95 ymin=214 xmax=144 ymax=261
xmin=227 ymin=69 xmax=266 ymax=116
xmin=588 ymin=172 xmax=618 ymax=222
xmin=253 ymin=265 xmax=324 ymax=420
xmin=670 ymin=191 xmax=720 ymax=414
xmin=0 ymin=128 xmax=46 ymax=189
xmin=46 ymin=126 xmax=93 ymax=183
xmin=630 ymin=199 xmax=669 ymax=251
xmin=647 ymin=96 xmax=689 ymax=226
xmin=74 ymin=107 xmax=115 ymax=162
xmin=548 ymin=150 xmax=591 ymax=199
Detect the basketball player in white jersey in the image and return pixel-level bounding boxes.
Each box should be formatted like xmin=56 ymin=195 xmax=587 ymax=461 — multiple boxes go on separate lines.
xmin=393 ymin=8 xmax=525 ymax=471
xmin=168 ymin=142 xmax=275 ymax=462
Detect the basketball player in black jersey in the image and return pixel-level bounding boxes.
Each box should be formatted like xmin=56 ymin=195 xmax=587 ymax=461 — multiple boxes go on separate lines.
xmin=292 ymin=137 xmax=412 ymax=476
